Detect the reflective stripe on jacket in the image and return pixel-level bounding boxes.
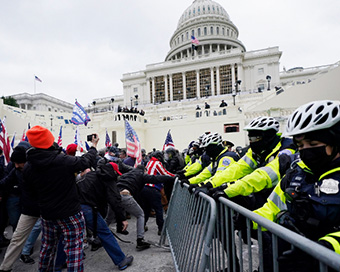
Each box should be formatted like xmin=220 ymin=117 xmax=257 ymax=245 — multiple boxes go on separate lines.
xmin=189 ymin=148 xmax=238 ymax=185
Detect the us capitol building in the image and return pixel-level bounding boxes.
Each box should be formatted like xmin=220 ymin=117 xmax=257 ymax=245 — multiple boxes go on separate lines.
xmin=2 ymin=0 xmax=340 ymax=151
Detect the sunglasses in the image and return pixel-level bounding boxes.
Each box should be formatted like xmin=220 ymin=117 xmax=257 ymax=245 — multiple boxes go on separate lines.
xmin=248 ymin=136 xmax=263 ymax=143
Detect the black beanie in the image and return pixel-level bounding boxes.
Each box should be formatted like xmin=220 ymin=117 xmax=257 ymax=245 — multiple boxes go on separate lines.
xmin=11 ymin=146 xmax=27 ymax=163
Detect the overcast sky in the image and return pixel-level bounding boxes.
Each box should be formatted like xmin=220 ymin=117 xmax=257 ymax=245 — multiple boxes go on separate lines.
xmin=1 ymin=0 xmax=339 ymax=107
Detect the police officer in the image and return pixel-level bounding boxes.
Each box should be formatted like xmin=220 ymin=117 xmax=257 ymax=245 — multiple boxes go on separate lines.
xmin=187 ymin=133 xmax=239 ymax=192
xmin=252 ymin=100 xmax=340 ymax=271
xmin=209 ymin=116 xmax=296 ymax=210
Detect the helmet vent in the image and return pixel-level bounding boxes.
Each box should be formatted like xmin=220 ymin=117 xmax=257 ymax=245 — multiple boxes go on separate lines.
xmin=315 ymin=113 xmax=329 ymax=125
xmin=332 ymin=107 xmax=339 ymax=118
xmin=295 ymin=113 xmax=302 ymax=127
xmin=305 ymin=103 xmax=314 ymax=112
xmin=300 ymin=114 xmax=312 ymax=129
xmin=316 ymin=105 xmax=325 ymax=115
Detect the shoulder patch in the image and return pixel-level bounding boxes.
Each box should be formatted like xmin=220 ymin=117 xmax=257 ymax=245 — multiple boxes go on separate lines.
xmin=221 ymin=157 xmax=231 ymax=167
xmin=320 ymin=179 xmax=339 ymax=194
xmin=278 ymin=149 xmax=293 ymax=157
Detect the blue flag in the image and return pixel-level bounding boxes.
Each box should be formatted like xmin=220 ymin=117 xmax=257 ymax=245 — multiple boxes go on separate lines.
xmin=71 ymin=101 xmax=91 ymax=126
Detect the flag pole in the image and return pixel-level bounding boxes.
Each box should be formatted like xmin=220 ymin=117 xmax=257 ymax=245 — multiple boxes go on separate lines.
xmin=34 ymin=75 xmax=36 ymax=94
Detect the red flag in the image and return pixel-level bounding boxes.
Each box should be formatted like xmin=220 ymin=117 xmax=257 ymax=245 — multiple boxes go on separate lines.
xmin=0 ymin=118 xmax=11 ymax=165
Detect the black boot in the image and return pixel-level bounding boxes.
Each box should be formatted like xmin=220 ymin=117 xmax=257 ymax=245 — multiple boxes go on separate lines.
xmin=136 ymin=238 xmax=150 ymax=250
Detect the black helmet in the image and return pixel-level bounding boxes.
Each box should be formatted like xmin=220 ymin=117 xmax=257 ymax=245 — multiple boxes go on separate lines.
xmin=164 ymin=147 xmax=176 ymax=161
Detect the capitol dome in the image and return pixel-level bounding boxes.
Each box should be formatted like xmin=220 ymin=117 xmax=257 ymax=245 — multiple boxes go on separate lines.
xmin=165 ymin=0 xmax=246 ymax=61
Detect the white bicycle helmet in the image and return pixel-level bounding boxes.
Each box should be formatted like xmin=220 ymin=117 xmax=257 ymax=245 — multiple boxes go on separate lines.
xmin=285 ymin=100 xmax=340 ymax=136
xmin=200 ymin=132 xmax=222 ymax=148
xmin=197 ymin=132 xmax=211 ymax=143
xmin=244 ymin=116 xmax=279 ymax=132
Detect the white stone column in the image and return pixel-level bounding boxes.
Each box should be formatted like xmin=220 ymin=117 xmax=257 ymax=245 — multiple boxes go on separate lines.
xmin=210 ymin=67 xmax=215 ymax=96
xmin=152 ymin=77 xmax=155 ymax=104
xmin=169 ymin=74 xmax=173 ymax=101
xmin=182 ymin=72 xmax=187 ymax=100
xmin=196 ymin=70 xmax=200 ymax=98
xmin=216 ymin=66 xmax=220 ymax=95
xmin=146 ymin=79 xmax=151 ymax=103
xmin=164 ymin=75 xmax=168 ymax=102
xmin=237 ymin=64 xmax=243 ymax=92
xmin=231 ymin=64 xmax=236 ymax=93
xmin=210 ymin=44 xmax=212 ymax=54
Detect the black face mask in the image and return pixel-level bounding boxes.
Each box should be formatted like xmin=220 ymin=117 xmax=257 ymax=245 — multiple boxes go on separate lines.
xmin=299 ymin=146 xmax=333 ymax=174
xmin=205 ymin=145 xmax=222 ymax=159
xmin=250 ymin=140 xmax=267 ymax=155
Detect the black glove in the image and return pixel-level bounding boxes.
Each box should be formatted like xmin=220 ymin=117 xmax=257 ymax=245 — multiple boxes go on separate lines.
xmin=188 ymin=184 xmax=199 ymax=194
xmin=179 ymin=178 xmax=189 ymax=188
xmin=175 ymin=170 xmax=186 ymax=180
xmin=193 ymin=186 xmax=209 ymax=197
xmin=212 ymin=190 xmax=227 ymax=201
xmin=233 ymin=213 xmax=247 ymax=231
xmin=207 ymin=183 xmax=228 ymax=196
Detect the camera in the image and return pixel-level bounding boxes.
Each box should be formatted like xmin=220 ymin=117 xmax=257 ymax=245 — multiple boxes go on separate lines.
xmin=87 ymin=134 xmax=96 ymax=141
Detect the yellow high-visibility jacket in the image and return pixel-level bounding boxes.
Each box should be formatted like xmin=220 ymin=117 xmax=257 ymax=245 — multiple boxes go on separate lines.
xmin=184 ymin=153 xmax=210 ymax=177
xmin=189 ymin=148 xmax=239 ymax=185
xmin=209 ymin=137 xmax=295 ymax=198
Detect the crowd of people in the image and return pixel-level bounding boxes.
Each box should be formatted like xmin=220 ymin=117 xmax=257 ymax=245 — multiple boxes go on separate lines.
xmin=0 ymin=99 xmax=339 ymax=271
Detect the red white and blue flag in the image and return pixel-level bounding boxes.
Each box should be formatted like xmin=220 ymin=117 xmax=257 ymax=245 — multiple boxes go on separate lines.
xmin=71 ymin=101 xmax=91 ymax=126
xmin=105 ymin=129 xmax=112 ymax=148
xmin=57 ymin=126 xmax=62 ymax=147
xmin=0 ymin=118 xmax=11 ymax=165
xmin=163 ymin=129 xmax=175 ymax=151
xmin=191 ymin=35 xmax=199 ymax=45
xmin=35 ymin=75 xmax=42 ymax=82
xmin=24 ymin=123 xmax=30 ymax=142
xmin=125 ymin=120 xmax=142 ymax=167
xmin=10 ymin=132 xmax=16 ymax=156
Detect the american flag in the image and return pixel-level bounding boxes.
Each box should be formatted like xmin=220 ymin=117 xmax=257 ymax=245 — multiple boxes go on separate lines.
xmin=57 ymin=126 xmax=62 ymax=147
xmin=0 ymin=118 xmax=11 ymax=165
xmin=71 ymin=101 xmax=91 ymax=126
xmin=125 ymin=120 xmax=142 ymax=167
xmin=10 ymin=132 xmax=16 ymax=156
xmin=191 ymin=35 xmax=199 ymax=45
xmin=105 ymin=129 xmax=112 ymax=147
xmin=163 ymin=129 xmax=175 ymax=151
xmin=74 ymin=125 xmax=83 ymax=148
xmin=35 ymin=75 xmax=42 ymax=82
xmin=21 ymin=129 xmax=26 ymax=142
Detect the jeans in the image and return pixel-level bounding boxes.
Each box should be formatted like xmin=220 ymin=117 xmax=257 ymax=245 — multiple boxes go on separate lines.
xmin=22 ymin=218 xmax=41 ymax=255
xmin=81 ymin=204 xmax=125 ymax=265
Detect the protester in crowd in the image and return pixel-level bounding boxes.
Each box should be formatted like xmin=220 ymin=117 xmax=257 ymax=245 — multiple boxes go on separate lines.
xmin=119 ymin=150 xmax=127 ymax=160
xmin=204 ymin=102 xmax=210 ymax=109
xmin=75 ymin=162 xmax=133 ymax=270
xmin=66 ymin=143 xmax=83 ymax=156
xmin=23 ymin=126 xmax=99 ymax=271
xmin=141 ymin=151 xmax=175 ymax=235
xmin=0 ymin=144 xmax=42 ymax=271
xmin=163 ymin=147 xmax=185 ymax=201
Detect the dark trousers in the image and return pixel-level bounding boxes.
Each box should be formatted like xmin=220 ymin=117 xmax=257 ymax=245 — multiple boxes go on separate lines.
xmin=140 ymin=186 xmax=164 ymax=231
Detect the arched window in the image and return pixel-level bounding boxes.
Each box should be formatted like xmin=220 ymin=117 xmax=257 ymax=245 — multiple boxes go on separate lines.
xmin=204 ymin=27 xmax=207 ymax=35
xmin=186 ymin=32 xmax=189 ymax=40
xmin=193 ymin=8 xmax=195 ymax=15
xmin=192 ymin=30 xmax=195 ymax=37
xmin=203 ymin=6 xmax=205 ymax=13
xmin=216 ymin=27 xmax=219 ymax=35
xmin=227 ymin=29 xmax=229 ymax=36
xmin=222 ymin=28 xmax=225 ymax=35
xmin=181 ymin=35 xmax=183 ymax=42
xmin=198 ymin=28 xmax=201 ymax=36
xmin=198 ymin=6 xmax=200 ymax=13
xmin=210 ymin=26 xmax=214 ymax=35
xmin=208 ymin=6 xmax=210 ymax=12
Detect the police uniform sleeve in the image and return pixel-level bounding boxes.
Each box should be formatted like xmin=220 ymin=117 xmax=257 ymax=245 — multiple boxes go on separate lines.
xmin=184 ymin=159 xmax=203 ymax=177
xmin=318 ymin=232 xmax=340 ymax=254
xmin=189 ymin=162 xmax=213 ymax=184
xmin=252 ymin=180 xmax=288 ymax=230
xmin=209 ymin=148 xmax=255 ymax=187
xmin=224 ymin=156 xmax=281 ymax=198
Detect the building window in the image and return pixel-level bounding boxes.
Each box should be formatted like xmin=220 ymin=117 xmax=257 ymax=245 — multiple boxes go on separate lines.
xmin=224 ymin=123 xmax=239 ymax=133
xmin=216 ymin=27 xmax=219 ymax=35
xmin=192 ymin=30 xmax=195 ymax=37
xmin=198 ymin=28 xmax=201 ymax=36
xmin=208 ymin=6 xmax=210 ymax=12
xmin=258 ymin=68 xmax=264 ymax=75
xmin=204 ymin=27 xmax=207 ymax=35
xmin=185 ymin=71 xmax=197 ymax=99
xmin=186 ymin=32 xmax=189 ymax=40
xmin=198 ymin=6 xmax=200 ymax=13
xmin=133 ymin=87 xmax=138 ymax=93
xmin=210 ymin=26 xmax=213 ymax=35
xmin=227 ymin=29 xmax=229 ymax=36
xmin=203 ymin=6 xmax=205 ymax=13
xmin=222 ymin=28 xmax=225 ymax=35
xmin=193 ymin=8 xmax=195 ymax=15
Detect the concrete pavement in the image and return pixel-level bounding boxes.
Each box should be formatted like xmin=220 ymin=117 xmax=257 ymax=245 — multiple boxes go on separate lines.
xmin=0 ymin=216 xmax=175 ymax=271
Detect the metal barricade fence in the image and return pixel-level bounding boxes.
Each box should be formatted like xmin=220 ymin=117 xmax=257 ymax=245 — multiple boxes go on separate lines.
xmin=160 ymin=180 xmax=216 ymax=272
xmin=161 ymin=179 xmax=340 ymax=272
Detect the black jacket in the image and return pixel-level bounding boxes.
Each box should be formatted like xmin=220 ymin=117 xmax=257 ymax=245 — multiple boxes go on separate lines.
xmin=76 ymin=163 xmax=126 ymax=224
xmin=23 ymin=146 xmax=97 ymax=220
xmin=117 ymin=167 xmax=175 ymax=198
